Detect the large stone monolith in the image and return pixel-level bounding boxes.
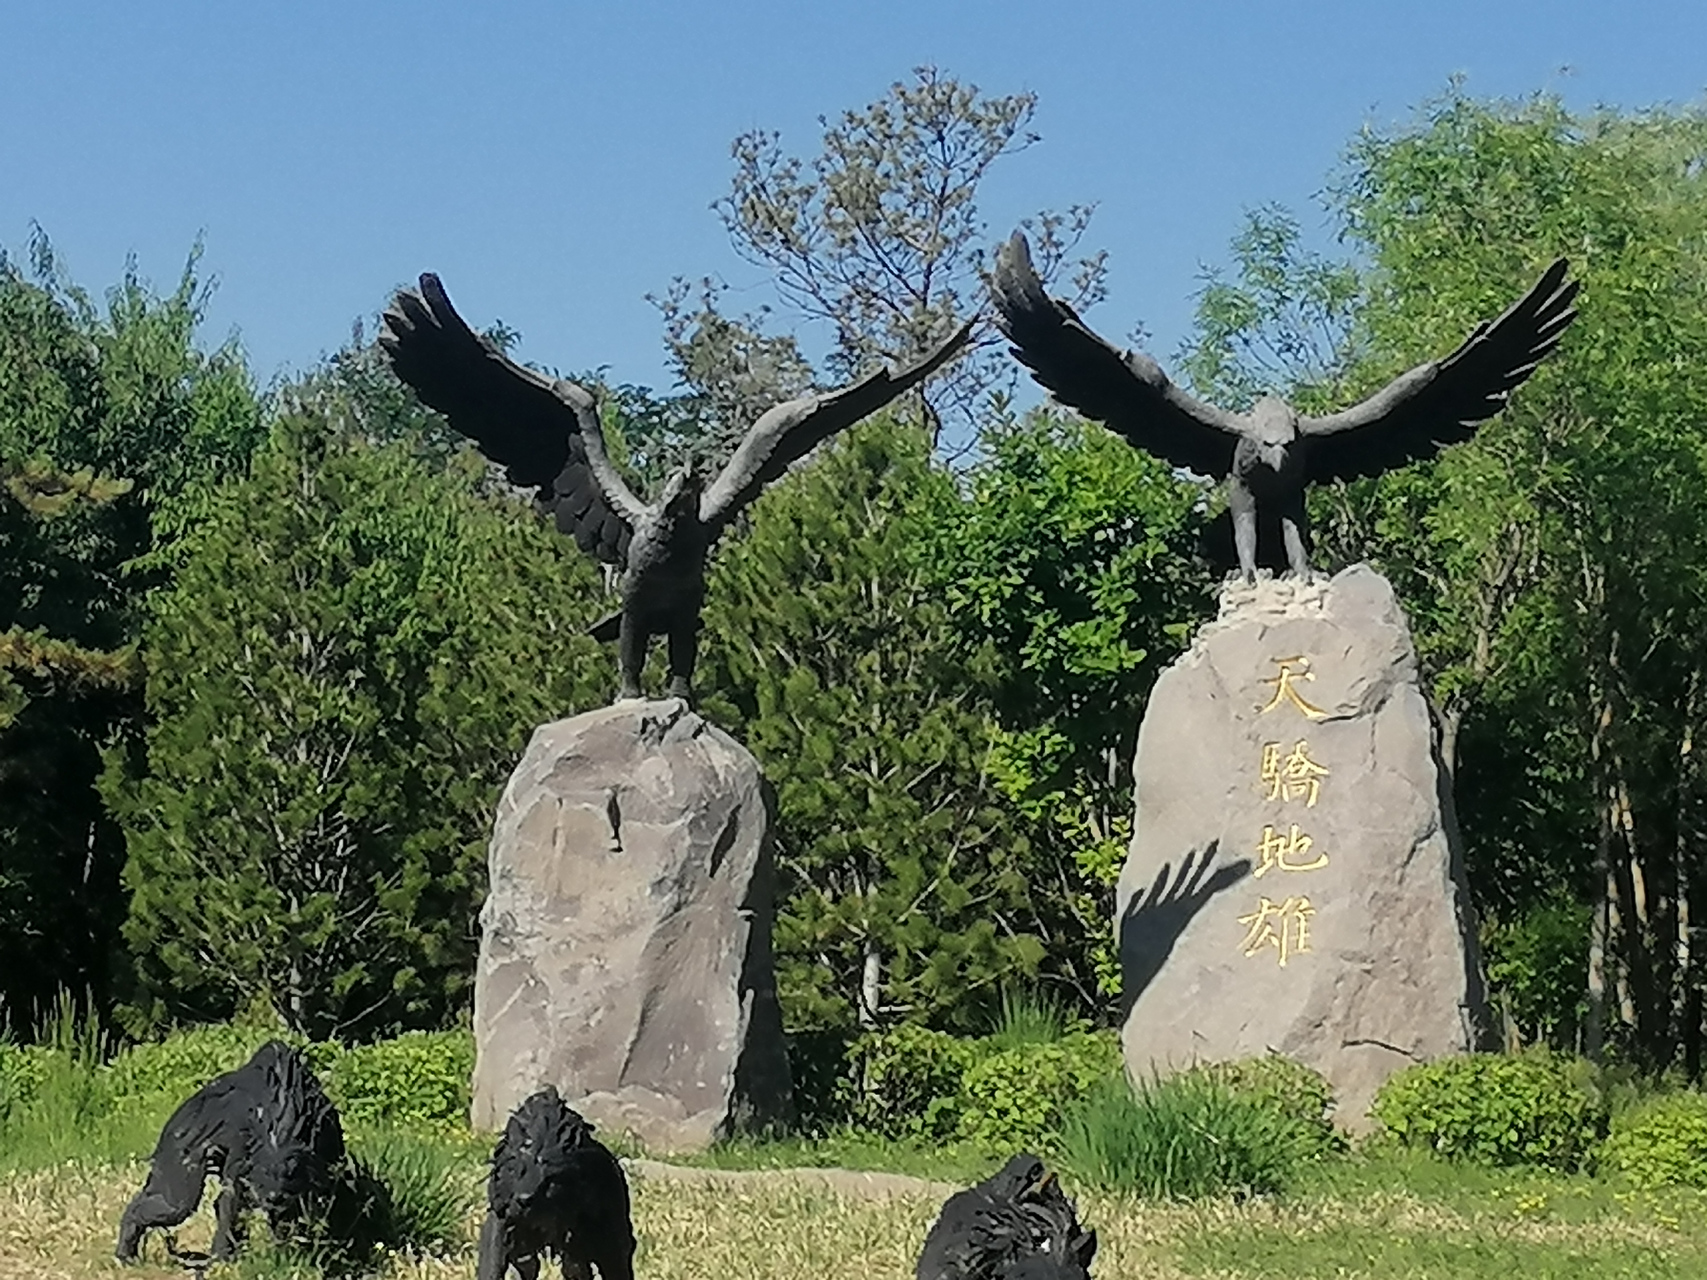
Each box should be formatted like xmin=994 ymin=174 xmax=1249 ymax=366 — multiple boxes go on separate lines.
xmin=1118 ymin=564 xmax=1491 ymax=1130
xmin=471 ymin=698 xmax=793 ymax=1151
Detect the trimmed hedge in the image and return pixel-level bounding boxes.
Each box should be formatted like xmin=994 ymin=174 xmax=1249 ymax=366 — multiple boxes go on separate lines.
xmin=849 ymin=1024 xmax=975 ymax=1139
xmin=328 ymin=1031 xmax=474 ymax=1131
xmin=4 ymin=1023 xmax=478 ymax=1136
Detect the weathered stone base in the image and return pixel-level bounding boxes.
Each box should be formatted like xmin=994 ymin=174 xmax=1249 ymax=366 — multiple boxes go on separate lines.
xmin=1117 ymin=565 xmax=1491 ymax=1129
xmin=471 ymin=698 xmax=793 ymax=1151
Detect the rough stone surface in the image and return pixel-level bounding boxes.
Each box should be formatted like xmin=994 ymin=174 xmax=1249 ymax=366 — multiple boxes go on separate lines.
xmin=1117 ymin=564 xmax=1491 ymax=1130
xmin=471 ymin=698 xmax=793 ymax=1152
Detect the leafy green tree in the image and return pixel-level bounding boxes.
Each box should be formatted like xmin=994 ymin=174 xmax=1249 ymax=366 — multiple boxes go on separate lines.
xmin=1329 ymin=91 xmax=1707 ymax=1068
xmin=699 ymin=416 xmax=1040 ymax=1032
xmin=1177 ymin=204 xmax=1365 ymax=414
xmin=0 ymin=230 xmax=262 ymax=1032
xmin=104 ymin=414 xmax=609 ymax=1039
xmin=1181 ymin=89 xmax=1707 ymax=1069
xmin=930 ymin=406 xmax=1215 ymax=1006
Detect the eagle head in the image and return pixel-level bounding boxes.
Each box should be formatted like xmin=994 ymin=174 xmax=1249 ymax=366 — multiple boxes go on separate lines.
xmin=1249 ymin=395 xmax=1299 ymax=469
xmin=660 ymin=455 xmax=705 ymax=518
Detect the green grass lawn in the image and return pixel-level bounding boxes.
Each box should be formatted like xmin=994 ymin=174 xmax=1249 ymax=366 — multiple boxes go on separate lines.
xmin=8 ymin=1019 xmax=1704 ymax=1279
xmin=5 ymin=1131 xmax=1704 ymax=1280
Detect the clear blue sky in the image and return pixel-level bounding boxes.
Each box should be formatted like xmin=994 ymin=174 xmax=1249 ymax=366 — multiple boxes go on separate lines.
xmin=5 ymin=1 xmax=1703 ymax=395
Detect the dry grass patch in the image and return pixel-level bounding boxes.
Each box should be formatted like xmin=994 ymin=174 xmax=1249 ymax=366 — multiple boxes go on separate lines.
xmin=5 ymin=1154 xmax=1703 ymax=1280
xmin=0 ymin=1158 xmax=1198 ymax=1280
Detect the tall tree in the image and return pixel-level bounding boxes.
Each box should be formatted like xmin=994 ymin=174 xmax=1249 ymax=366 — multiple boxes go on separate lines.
xmin=0 ymin=230 xmax=262 ymax=1032
xmin=658 ymin=66 xmax=1109 ymax=447
xmin=929 ymin=406 xmax=1215 ymax=1008
xmin=699 ymin=416 xmax=1040 ymax=1032
xmin=1332 ymin=91 xmax=1707 ymax=1068
xmin=0 ymin=458 xmax=136 ymax=1031
xmin=104 ymin=413 xmax=610 ymax=1040
xmin=1180 ymin=89 xmax=1707 ymax=1068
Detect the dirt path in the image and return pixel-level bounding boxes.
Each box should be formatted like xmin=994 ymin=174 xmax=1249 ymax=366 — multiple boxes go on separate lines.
xmin=624 ymin=1158 xmax=956 ymax=1200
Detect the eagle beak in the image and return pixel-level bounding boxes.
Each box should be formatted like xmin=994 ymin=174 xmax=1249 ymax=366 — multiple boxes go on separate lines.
xmin=1028 ymin=1170 xmax=1056 ymax=1196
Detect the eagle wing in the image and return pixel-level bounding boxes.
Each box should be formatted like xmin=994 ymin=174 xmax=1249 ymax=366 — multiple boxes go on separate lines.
xmin=698 ymin=320 xmax=973 ymax=532
xmin=380 ymin=273 xmax=646 ymax=566
xmin=990 ymin=232 xmax=1245 ymax=478
xmin=1300 ymin=258 xmax=1579 ymax=482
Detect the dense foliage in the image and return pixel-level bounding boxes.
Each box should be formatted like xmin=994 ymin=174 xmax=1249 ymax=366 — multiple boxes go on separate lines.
xmin=1600 ymin=1090 xmax=1707 ymax=1188
xmin=5 ymin=78 xmax=1707 ymax=1095
xmin=0 ymin=233 xmax=261 ymax=1028
xmin=1183 ymin=89 xmax=1707 ymax=1072
xmin=103 ymin=416 xmax=608 ymax=1039
xmin=702 ymin=417 xmax=1046 ymax=1032
xmin=1369 ymin=1050 xmax=1608 ymax=1171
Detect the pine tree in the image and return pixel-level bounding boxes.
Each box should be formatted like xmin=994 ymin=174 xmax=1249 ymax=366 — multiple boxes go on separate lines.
xmin=0 ymin=231 xmax=262 ymax=1031
xmin=700 ymin=417 xmax=1039 ymax=1032
xmin=0 ymin=457 xmax=137 ymax=1029
xmin=104 ymin=415 xmax=609 ymax=1039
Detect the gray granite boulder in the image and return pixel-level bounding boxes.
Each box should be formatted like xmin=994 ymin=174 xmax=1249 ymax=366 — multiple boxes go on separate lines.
xmin=471 ymin=698 xmax=793 ymax=1151
xmin=1118 ymin=564 xmax=1491 ymax=1130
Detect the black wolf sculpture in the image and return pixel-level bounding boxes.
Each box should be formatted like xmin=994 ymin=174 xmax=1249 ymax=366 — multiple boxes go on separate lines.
xmin=115 ymin=1040 xmax=345 ymax=1264
xmin=478 ymin=1085 xmax=636 ymax=1280
xmin=917 ymin=1152 xmax=1098 ymax=1280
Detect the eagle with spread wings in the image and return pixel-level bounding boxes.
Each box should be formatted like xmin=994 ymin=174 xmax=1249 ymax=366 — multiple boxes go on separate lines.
xmin=990 ymin=233 xmax=1579 ymax=582
xmin=380 ymin=274 xmax=971 ymax=704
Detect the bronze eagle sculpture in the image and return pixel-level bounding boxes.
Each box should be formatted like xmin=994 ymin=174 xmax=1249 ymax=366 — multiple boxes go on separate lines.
xmin=990 ymin=232 xmax=1579 ymax=581
xmin=380 ymin=273 xmax=970 ymax=704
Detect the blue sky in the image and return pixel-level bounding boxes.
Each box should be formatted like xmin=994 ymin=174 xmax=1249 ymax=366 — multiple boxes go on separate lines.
xmin=5 ymin=1 xmax=1703 ymax=397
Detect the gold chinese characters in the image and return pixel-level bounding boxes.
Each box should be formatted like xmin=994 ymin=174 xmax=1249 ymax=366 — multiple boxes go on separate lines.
xmin=1254 ymin=822 xmax=1328 ymax=877
xmin=1257 ymin=654 xmax=1328 ymax=720
xmin=1238 ymin=895 xmax=1316 ymax=966
xmin=1240 ymin=658 xmax=1334 ymax=966
xmin=1260 ymin=739 xmax=1329 ymax=807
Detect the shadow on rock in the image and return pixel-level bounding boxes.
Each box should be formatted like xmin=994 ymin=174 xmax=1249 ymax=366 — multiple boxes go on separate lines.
xmin=1118 ymin=841 xmax=1252 ymax=1020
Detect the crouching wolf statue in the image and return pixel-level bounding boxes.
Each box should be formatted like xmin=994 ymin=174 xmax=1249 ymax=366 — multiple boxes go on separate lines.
xmin=115 ymin=1040 xmax=346 ymax=1264
xmin=478 ymin=1085 xmax=636 ymax=1280
xmin=917 ymin=1152 xmax=1098 ymax=1280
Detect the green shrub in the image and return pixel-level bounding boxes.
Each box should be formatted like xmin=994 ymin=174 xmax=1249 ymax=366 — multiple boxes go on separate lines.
xmin=1058 ymin=1071 xmax=1312 ymax=1199
xmin=0 ymin=1043 xmax=51 ymax=1119
xmin=1369 ymin=1050 xmax=1605 ymax=1171
xmin=328 ymin=1030 xmax=474 ymax=1131
xmin=848 ymin=1024 xmax=977 ymax=1139
xmin=1184 ymin=1054 xmax=1342 ymax=1157
xmin=1600 ymin=1091 xmax=1707 ymax=1188
xmin=104 ymin=1023 xmax=317 ymax=1104
xmin=956 ymin=1031 xmax=1120 ymax=1154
